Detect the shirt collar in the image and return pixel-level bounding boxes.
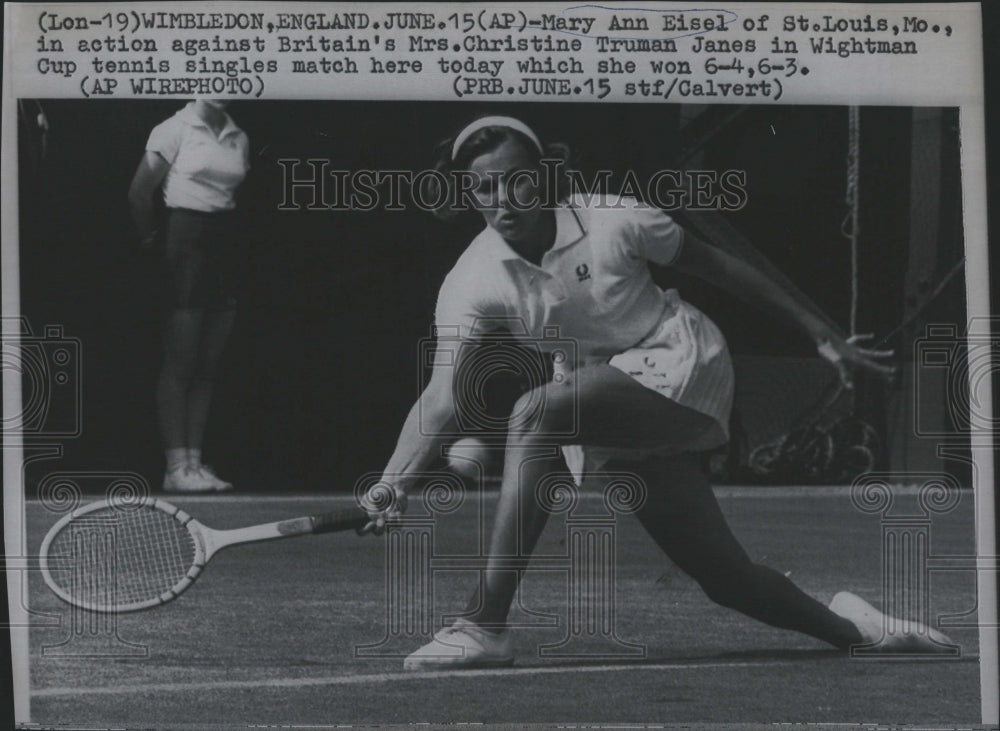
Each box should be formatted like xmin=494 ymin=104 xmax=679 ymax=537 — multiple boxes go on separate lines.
xmin=484 ymin=201 xmax=587 ymax=263
xmin=177 ymin=102 xmax=240 ymax=139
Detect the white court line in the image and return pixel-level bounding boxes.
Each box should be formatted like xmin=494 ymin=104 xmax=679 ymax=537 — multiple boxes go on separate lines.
xmin=30 ymin=650 xmax=982 ymax=700
xmin=33 ymin=658 xmax=805 ymax=698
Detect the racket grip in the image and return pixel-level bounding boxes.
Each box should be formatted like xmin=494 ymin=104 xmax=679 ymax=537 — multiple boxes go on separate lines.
xmin=310 ymin=508 xmax=370 ymax=535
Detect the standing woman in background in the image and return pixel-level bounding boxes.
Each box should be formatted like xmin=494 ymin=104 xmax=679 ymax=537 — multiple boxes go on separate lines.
xmin=129 ymin=100 xmax=250 ymax=492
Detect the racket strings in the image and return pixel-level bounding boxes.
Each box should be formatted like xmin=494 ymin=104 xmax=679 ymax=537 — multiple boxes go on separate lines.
xmin=46 ymin=506 xmax=197 ymax=608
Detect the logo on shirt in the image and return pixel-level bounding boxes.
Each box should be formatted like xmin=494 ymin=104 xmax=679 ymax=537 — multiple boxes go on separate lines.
xmin=575 ymin=263 xmax=591 ymax=282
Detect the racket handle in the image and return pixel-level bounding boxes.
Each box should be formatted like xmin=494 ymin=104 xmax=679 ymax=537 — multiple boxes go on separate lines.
xmin=309 ymin=508 xmax=370 ymax=535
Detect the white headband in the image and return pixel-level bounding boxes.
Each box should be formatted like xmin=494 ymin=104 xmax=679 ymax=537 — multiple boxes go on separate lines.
xmin=451 ymin=116 xmax=543 ymax=161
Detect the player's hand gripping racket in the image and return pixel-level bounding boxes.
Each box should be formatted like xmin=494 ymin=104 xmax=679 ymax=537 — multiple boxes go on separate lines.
xmin=40 ymin=496 xmax=370 ymax=613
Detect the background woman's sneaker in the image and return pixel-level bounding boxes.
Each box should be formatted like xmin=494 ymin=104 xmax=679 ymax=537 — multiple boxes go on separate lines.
xmin=163 ymin=466 xmax=216 ymax=493
xmin=197 ymin=465 xmax=233 ymax=491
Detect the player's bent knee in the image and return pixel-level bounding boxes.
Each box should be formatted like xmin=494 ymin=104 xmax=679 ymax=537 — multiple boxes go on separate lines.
xmin=508 ymin=387 xmax=545 ymax=434
xmin=507 ymin=383 xmax=572 ymax=437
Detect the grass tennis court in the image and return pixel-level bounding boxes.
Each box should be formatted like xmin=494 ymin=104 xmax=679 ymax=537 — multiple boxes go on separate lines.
xmin=25 ymin=487 xmax=982 ymax=727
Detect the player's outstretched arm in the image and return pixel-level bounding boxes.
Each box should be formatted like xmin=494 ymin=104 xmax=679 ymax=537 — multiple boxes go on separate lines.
xmin=361 ymin=362 xmax=458 ymax=534
xmin=672 ymin=231 xmax=895 ymax=387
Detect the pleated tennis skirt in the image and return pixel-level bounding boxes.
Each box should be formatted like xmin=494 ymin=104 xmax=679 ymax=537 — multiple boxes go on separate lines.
xmin=563 ymin=289 xmax=735 ymax=481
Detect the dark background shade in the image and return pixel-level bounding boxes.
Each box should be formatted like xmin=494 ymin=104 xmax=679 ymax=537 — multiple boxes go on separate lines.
xmin=16 ymin=101 xmax=966 ymax=492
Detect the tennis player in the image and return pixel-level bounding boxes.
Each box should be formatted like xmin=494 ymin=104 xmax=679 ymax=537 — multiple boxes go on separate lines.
xmin=129 ymin=100 xmax=249 ymax=492
xmin=363 ymin=115 xmax=953 ymax=668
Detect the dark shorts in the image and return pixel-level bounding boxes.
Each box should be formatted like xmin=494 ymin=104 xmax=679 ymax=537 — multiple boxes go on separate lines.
xmin=163 ymin=208 xmax=240 ymax=310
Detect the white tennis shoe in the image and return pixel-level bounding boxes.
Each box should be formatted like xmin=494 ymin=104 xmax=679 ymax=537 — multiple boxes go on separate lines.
xmin=830 ymin=591 xmax=956 ymax=654
xmin=163 ymin=466 xmax=216 ymax=493
xmin=196 ymin=465 xmax=234 ymax=491
xmin=404 ymin=618 xmax=514 ymax=670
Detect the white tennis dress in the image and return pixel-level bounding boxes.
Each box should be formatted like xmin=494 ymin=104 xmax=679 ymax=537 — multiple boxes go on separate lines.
xmin=434 ymin=194 xmax=734 ymax=479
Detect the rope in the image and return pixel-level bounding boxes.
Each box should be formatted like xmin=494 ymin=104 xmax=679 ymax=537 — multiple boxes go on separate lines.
xmin=842 ymin=107 xmax=861 ymax=338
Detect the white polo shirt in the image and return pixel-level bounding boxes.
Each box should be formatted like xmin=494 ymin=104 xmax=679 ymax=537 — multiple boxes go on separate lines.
xmin=436 ymin=194 xmax=685 ymax=363
xmin=435 ymin=194 xmax=734 ymax=463
xmin=146 ymin=102 xmax=250 ymax=212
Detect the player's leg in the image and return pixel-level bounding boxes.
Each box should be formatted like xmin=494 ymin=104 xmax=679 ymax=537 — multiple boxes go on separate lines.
xmin=157 ymin=308 xmax=206 ymax=490
xmin=409 ymin=363 xmax=951 ymax=667
xmin=460 ymin=443 xmax=567 ymax=630
xmin=186 ymin=215 xmax=238 ymax=490
xmin=158 ymin=210 xmax=216 ymax=492
xmin=405 ymin=364 xmax=724 ymax=668
xmin=624 ymin=453 xmax=863 ymax=649
xmin=463 ymin=364 xmax=722 ymax=630
xmin=185 ymin=305 xmax=236 ymax=488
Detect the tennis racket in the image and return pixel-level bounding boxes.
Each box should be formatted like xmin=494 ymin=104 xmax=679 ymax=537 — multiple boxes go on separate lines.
xmin=40 ymin=496 xmax=370 ymax=613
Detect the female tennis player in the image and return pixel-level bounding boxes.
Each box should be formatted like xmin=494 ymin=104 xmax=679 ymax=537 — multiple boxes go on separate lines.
xmin=129 ymin=100 xmax=250 ymax=493
xmin=363 ymin=115 xmax=952 ymax=668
